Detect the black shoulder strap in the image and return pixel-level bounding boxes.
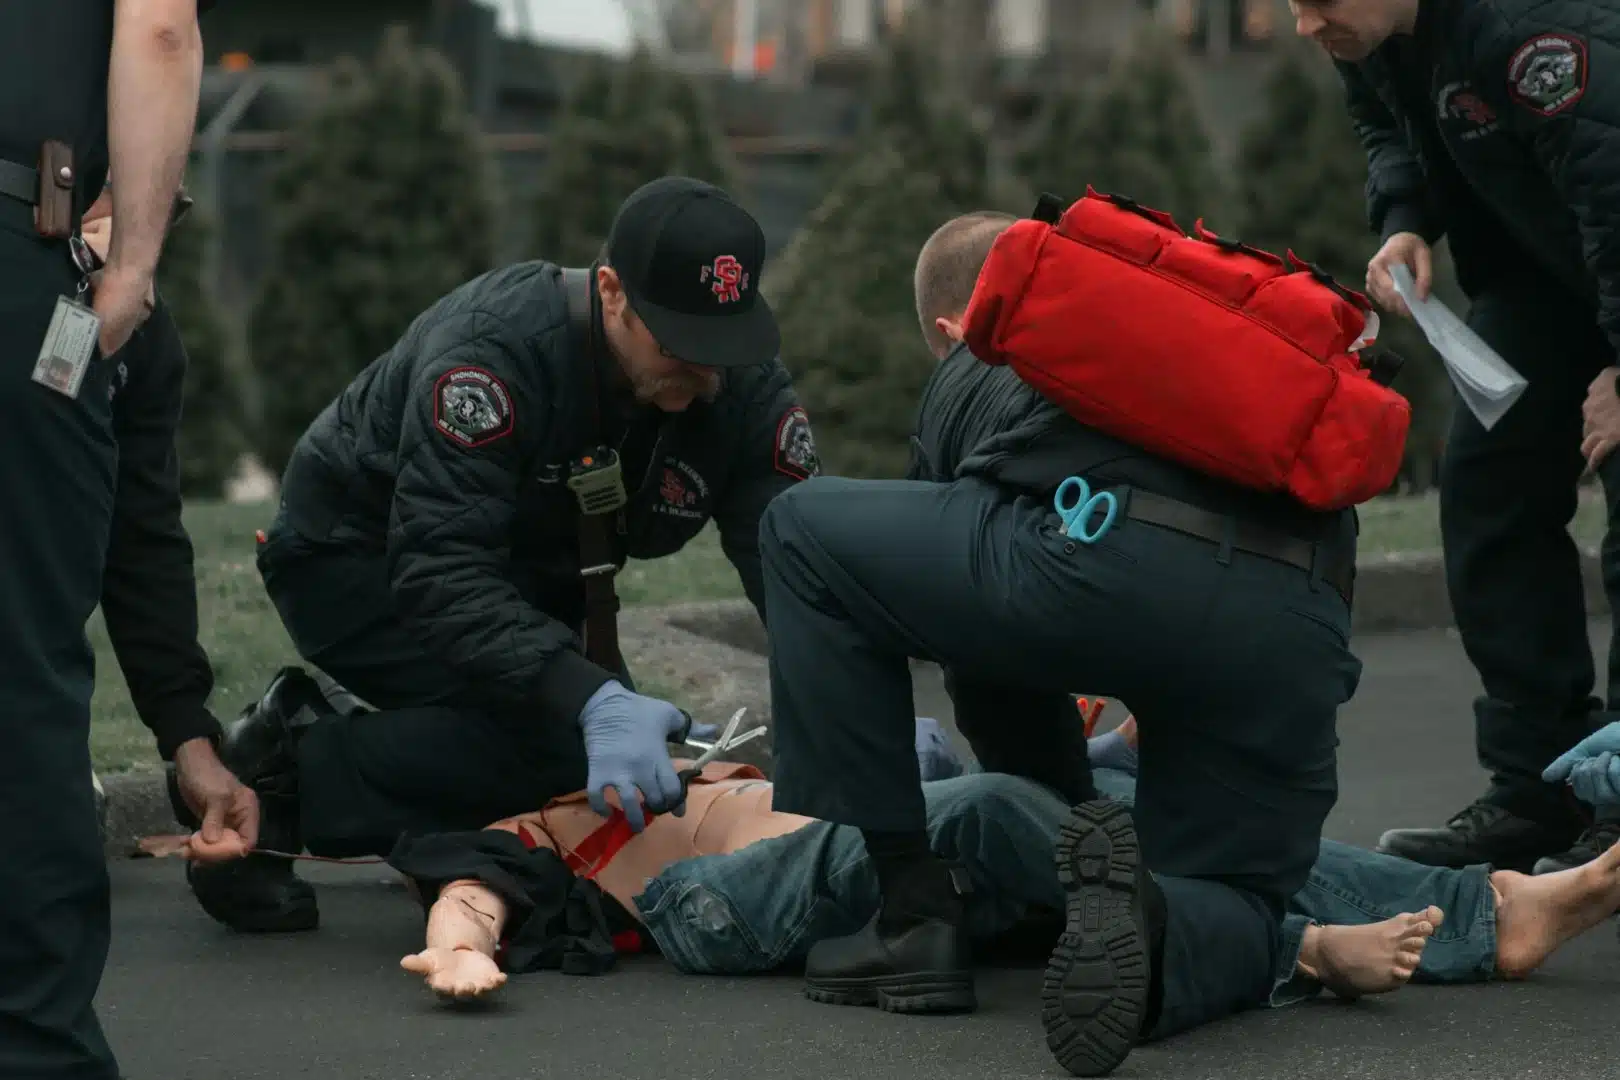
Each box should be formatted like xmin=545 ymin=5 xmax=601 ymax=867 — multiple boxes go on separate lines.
xmin=560 ymin=265 xmax=624 ymax=675
xmin=561 ymin=266 xmax=602 ymax=446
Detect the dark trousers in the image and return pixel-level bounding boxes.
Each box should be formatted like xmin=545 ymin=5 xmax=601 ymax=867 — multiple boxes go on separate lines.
xmin=0 ymin=228 xmax=120 ymax=1078
xmin=1441 ymin=280 xmax=1620 ymax=823
xmin=255 ymin=510 xmax=598 ymax=857
xmin=760 ymin=475 xmax=1362 ymax=1036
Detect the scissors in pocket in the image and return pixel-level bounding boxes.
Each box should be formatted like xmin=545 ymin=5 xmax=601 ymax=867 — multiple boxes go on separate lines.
xmin=1053 ymin=476 xmax=1119 ymax=544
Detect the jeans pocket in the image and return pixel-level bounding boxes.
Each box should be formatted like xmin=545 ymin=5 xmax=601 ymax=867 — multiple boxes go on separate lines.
xmin=641 ymin=882 xmax=780 ymax=975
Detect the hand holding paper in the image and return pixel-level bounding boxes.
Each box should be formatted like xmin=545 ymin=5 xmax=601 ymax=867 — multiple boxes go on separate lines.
xmin=1387 ymin=264 xmax=1527 ymax=431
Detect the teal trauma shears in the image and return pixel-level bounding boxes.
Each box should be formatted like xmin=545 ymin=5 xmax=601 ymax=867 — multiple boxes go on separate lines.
xmin=1054 ymin=476 xmax=1119 ymax=543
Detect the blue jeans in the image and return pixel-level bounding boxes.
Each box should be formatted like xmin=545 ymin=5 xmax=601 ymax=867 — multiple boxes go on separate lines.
xmin=636 ymin=770 xmax=1498 ymax=1007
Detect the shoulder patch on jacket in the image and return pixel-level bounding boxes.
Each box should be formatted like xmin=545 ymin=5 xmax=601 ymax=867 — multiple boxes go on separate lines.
xmin=435 ymin=366 xmax=514 ymax=447
xmin=773 ymin=406 xmax=820 ymax=480
xmin=1508 ymin=32 xmax=1587 ymax=116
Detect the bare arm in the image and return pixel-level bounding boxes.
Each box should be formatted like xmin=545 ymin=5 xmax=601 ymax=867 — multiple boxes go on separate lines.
xmin=105 ymin=0 xmax=203 ymax=285
xmin=424 ymin=882 xmax=510 ymax=956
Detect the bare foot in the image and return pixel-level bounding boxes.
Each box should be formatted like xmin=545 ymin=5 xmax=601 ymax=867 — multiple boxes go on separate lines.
xmin=1493 ymin=836 xmax=1620 ymax=978
xmin=400 ymin=947 xmax=508 ymax=1001
xmin=1296 ymin=907 xmax=1443 ymax=999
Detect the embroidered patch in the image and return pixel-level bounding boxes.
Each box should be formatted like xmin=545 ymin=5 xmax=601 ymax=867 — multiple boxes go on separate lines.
xmin=1435 ymin=80 xmax=1500 ymax=140
xmin=773 ymin=406 xmax=820 ymax=481
xmin=1508 ymin=33 xmax=1587 ymax=116
xmin=655 ymin=458 xmax=710 ymax=520
xmin=434 ymin=367 xmax=513 ymax=447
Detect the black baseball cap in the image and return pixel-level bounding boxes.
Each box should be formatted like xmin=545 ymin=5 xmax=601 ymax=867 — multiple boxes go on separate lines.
xmin=606 ymin=176 xmax=780 ymax=369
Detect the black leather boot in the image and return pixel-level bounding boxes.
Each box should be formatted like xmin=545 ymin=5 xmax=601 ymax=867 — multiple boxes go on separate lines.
xmin=1375 ymin=796 xmax=1582 ymax=872
xmin=1533 ymin=820 xmax=1620 ymax=875
xmin=1042 ymin=799 xmax=1165 ymax=1079
xmin=802 ymin=863 xmax=976 ymax=1014
xmin=176 ymin=667 xmax=334 ymax=933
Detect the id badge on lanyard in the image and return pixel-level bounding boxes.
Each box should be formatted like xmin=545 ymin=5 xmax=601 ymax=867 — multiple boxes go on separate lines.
xmin=30 ymin=235 xmax=102 ymax=400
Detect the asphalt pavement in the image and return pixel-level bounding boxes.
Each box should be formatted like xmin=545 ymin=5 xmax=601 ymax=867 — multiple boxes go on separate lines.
xmin=100 ymin=622 xmax=1620 ymax=1080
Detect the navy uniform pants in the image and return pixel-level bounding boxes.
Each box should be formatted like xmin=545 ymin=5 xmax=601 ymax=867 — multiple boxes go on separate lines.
xmin=0 ymin=224 xmax=120 ymax=1077
xmin=1442 ymin=277 xmax=1620 ymax=824
xmin=761 ymin=475 xmax=1363 ymax=1038
xmin=255 ymin=507 xmax=600 ymax=857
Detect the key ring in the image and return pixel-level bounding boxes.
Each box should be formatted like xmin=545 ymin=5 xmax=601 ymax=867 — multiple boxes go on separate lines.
xmin=1054 ymin=476 xmax=1119 ymax=544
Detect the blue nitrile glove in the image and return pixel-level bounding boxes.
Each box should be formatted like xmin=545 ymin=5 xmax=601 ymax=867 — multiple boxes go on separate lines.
xmin=577 ymin=681 xmax=687 ymax=833
xmin=1565 ymin=752 xmax=1620 ymax=807
xmin=915 ymin=716 xmax=964 ymax=781
xmin=1543 ymin=721 xmax=1620 ymax=803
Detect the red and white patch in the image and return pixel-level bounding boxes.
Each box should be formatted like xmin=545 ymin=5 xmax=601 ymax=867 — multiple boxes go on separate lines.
xmin=700 ymin=254 xmax=748 ymax=304
xmin=773 ymin=406 xmax=820 ymax=481
xmin=434 ymin=367 xmax=514 ymax=448
xmin=1507 ymin=32 xmax=1587 ymax=117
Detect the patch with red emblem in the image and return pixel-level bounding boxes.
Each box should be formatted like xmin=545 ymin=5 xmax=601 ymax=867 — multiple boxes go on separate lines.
xmin=435 ymin=367 xmax=514 ymax=448
xmin=773 ymin=407 xmax=820 ymax=481
xmin=1508 ymin=33 xmax=1586 ymax=116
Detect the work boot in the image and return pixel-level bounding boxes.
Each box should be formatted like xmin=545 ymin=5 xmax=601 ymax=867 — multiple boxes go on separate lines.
xmin=1375 ymin=796 xmax=1582 ymax=872
xmin=803 ymin=863 xmax=976 ymax=1014
xmin=176 ymin=667 xmax=334 ymax=933
xmin=1042 ymin=799 xmax=1165 ymax=1079
xmin=1533 ymin=820 xmax=1620 ymax=875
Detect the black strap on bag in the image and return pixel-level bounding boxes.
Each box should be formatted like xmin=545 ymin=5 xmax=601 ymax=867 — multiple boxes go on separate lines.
xmin=560 ymin=266 xmax=627 ymax=673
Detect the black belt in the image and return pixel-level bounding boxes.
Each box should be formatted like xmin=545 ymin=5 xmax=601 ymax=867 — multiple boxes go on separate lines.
xmin=0 ymin=157 xmax=38 ymax=205
xmin=1124 ymin=489 xmax=1354 ymax=604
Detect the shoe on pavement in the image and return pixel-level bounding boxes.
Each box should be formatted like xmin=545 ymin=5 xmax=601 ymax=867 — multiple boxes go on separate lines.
xmin=803 ymin=865 xmax=976 ymax=1015
xmin=1375 ymin=797 xmax=1580 ymax=872
xmin=1533 ymin=820 xmax=1620 ymax=875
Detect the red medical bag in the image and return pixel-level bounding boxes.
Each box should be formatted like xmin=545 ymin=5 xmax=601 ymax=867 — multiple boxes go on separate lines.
xmin=961 ymin=188 xmax=1411 ymax=510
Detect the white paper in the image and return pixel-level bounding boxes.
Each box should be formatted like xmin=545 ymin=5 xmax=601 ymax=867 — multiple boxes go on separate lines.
xmin=1389 ymin=264 xmax=1527 ymax=430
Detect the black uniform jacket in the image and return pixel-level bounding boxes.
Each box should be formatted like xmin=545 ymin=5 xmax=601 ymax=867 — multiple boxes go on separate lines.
xmin=909 ymin=342 xmax=1354 ymax=546
xmin=1337 ymin=0 xmax=1620 ymax=347
xmin=103 ymin=299 xmax=222 ymax=761
xmin=278 ymin=261 xmax=816 ymax=729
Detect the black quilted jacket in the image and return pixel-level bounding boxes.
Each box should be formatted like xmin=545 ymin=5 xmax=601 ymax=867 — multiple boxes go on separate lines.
xmin=278 ymin=260 xmax=815 ymax=728
xmin=1336 ymin=0 xmax=1620 ymax=343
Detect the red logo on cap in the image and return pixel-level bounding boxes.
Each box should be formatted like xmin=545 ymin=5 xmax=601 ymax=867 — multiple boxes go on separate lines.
xmin=702 ymin=255 xmax=747 ymax=304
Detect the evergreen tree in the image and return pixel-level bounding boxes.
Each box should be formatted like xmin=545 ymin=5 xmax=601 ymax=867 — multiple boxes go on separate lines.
xmin=156 ymin=203 xmax=248 ymax=499
xmin=532 ymin=48 xmax=739 ymax=266
xmin=248 ymin=27 xmax=499 ymax=477
xmin=767 ymin=28 xmax=1001 ymax=478
xmin=1236 ymin=49 xmax=1456 ymax=490
xmin=1018 ymin=28 xmax=1226 ymax=231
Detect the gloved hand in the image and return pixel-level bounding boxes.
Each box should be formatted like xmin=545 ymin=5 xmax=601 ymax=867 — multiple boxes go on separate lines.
xmin=915 ymin=716 xmax=964 ymax=781
xmin=1565 ymin=753 xmax=1620 ymax=807
xmin=1543 ymin=721 xmax=1620 ymax=807
xmin=577 ymin=681 xmax=687 ymax=832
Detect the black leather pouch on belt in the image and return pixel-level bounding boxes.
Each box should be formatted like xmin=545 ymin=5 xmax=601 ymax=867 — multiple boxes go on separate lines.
xmin=36 ymin=140 xmax=75 ymax=238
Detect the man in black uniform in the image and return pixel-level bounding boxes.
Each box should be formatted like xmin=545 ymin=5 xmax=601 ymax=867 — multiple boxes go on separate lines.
xmin=0 ymin=2 xmax=212 ymax=1077
xmin=184 ymin=176 xmax=820 ymax=935
xmin=81 ymin=182 xmax=262 ymax=856
xmin=1291 ymin=0 xmax=1620 ymax=875
xmin=759 ymin=210 xmax=1364 ymax=1076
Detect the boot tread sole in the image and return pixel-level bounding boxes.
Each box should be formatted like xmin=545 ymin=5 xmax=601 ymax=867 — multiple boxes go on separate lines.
xmin=1043 ymin=800 xmax=1148 ymax=1078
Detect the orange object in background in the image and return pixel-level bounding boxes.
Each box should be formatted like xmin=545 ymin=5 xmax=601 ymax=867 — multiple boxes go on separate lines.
xmin=220 ymin=51 xmax=253 ymax=72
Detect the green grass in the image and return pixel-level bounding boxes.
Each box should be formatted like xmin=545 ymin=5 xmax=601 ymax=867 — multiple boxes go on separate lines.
xmin=90 ymin=491 xmax=1611 ymax=772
